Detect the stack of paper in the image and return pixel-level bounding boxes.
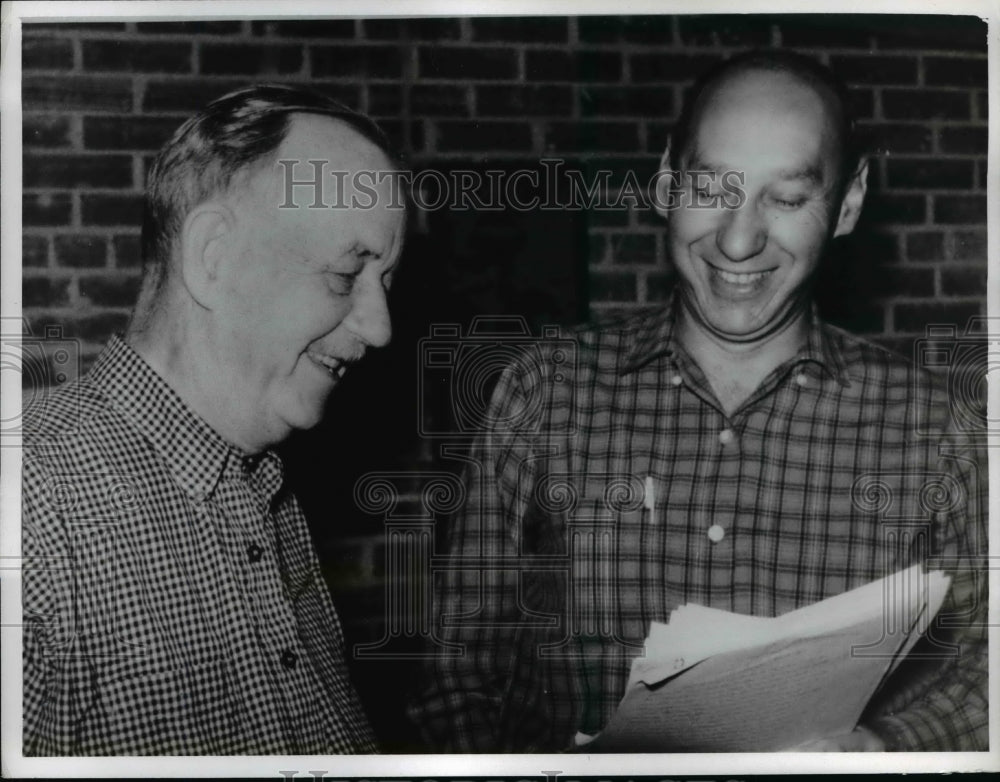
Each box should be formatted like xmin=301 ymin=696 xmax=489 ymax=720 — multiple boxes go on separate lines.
xmin=579 ymin=565 xmax=950 ymax=752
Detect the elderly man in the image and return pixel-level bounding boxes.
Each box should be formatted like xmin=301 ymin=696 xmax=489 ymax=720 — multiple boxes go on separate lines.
xmin=411 ymin=50 xmax=987 ymax=752
xmin=23 ymin=85 xmax=405 ymax=754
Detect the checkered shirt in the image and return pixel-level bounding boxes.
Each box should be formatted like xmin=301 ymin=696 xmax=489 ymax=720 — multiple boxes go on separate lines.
xmin=410 ymin=296 xmax=988 ymax=752
xmin=22 ymin=335 xmax=377 ymax=755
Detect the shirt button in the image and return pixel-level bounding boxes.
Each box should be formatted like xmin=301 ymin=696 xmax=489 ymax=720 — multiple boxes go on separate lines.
xmin=280 ymin=649 xmax=298 ymax=670
xmin=673 ymin=657 xmax=685 ymax=670
xmin=247 ymin=543 xmax=264 ymax=563
xmin=718 ymin=428 xmax=734 ymax=445
xmin=707 ymin=524 xmax=725 ymax=543
xmin=192 ymin=490 xmax=207 ymax=504
xmin=670 ymin=374 xmax=683 ymax=386
xmin=795 ymin=373 xmax=808 ymax=386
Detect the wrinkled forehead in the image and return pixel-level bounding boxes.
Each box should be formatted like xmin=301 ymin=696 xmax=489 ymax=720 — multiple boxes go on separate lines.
xmin=683 ymin=68 xmax=845 ymax=174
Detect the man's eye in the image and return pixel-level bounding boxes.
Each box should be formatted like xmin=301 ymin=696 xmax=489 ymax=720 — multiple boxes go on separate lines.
xmin=772 ymin=196 xmax=806 ymax=210
xmin=329 ymin=272 xmax=359 ymax=294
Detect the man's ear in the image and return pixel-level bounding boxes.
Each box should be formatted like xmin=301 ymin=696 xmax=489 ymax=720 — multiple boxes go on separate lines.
xmin=652 ymin=135 xmax=676 ymax=221
xmin=178 ymin=203 xmax=234 ymax=309
xmin=833 ymin=158 xmax=869 ymax=238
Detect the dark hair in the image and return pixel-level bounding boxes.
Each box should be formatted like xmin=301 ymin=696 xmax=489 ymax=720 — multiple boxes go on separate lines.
xmin=670 ymin=49 xmax=862 ymax=188
xmin=140 ymin=83 xmax=398 ymax=294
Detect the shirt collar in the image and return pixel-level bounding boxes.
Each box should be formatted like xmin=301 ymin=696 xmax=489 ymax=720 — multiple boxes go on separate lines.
xmin=88 ymin=334 xmax=285 ymax=505
xmin=620 ymin=290 xmax=851 ymax=387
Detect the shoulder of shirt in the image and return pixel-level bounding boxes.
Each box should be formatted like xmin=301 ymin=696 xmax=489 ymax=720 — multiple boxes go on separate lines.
xmin=22 ymin=371 xmax=126 ymax=456
xmin=819 ymin=319 xmax=944 ymax=394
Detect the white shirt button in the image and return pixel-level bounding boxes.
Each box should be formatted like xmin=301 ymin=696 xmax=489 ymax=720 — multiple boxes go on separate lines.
xmin=670 ymin=374 xmax=683 ymax=386
xmin=718 ymin=428 xmax=734 ymax=445
xmin=707 ymin=524 xmax=725 ymax=543
xmin=795 ymin=373 xmax=808 ymax=386
xmin=673 ymin=657 xmax=685 ymax=670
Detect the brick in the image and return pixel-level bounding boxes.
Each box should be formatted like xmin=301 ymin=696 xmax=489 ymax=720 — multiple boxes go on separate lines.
xmin=872 ymin=266 xmax=935 ymax=298
xmin=941 ymin=266 xmax=986 ymax=297
xmin=895 ymin=301 xmax=981 ymax=334
xmin=591 ymin=269 xmax=637 ymax=302
xmin=24 ymin=22 xmax=126 ymax=32
xmin=82 ymin=40 xmax=191 ymax=72
xmin=776 ymin=15 xmax=872 ymax=48
xmin=885 ymin=159 xmax=973 ymax=190
xmin=23 ymin=193 xmax=72 ymax=226
xmin=419 ymin=47 xmax=517 ymax=80
xmin=646 ymin=122 xmax=671 ymax=154
xmin=74 ymin=312 xmax=131 ymax=343
xmin=938 ymin=126 xmax=987 ymax=155
xmin=846 ymin=88 xmax=874 ymax=120
xmin=113 ymin=234 xmax=142 ymax=267
xmin=631 ymin=53 xmax=721 ymax=84
xmin=23 ymin=115 xmax=72 ymax=148
xmin=201 ymin=43 xmax=302 ymax=75
xmin=363 ymin=17 xmax=461 ymax=40
xmin=525 ymin=50 xmax=621 ymax=82
xmin=83 ymin=116 xmax=183 ymax=150
xmin=677 ymin=15 xmax=772 ymax=47
xmin=471 ymin=17 xmax=568 ymax=43
xmin=924 ymin=56 xmax=987 ymax=88
xmin=22 ymin=235 xmax=49 ymax=267
xmin=379 ymin=119 xmax=424 ymax=153
xmin=826 ymin=303 xmax=886 ymax=336
xmin=476 ymin=85 xmax=571 ymax=117
xmin=904 ymin=231 xmax=946 ymax=262
xmin=313 ymin=45 xmax=403 ymax=78
xmin=933 ymin=195 xmax=985 ymax=224
xmin=435 ymin=121 xmax=532 ymax=152
xmin=546 ymin=121 xmax=640 ymax=153
xmin=54 ymin=235 xmax=108 ymax=267
xmin=871 ymin=15 xmax=986 ymax=51
xmin=143 ymin=78 xmax=246 ymax=112
xmin=829 ymin=55 xmax=918 ymax=85
xmin=139 ymin=21 xmax=244 ymax=34
xmin=883 ymin=90 xmax=970 ymax=121
xmin=24 ymin=75 xmax=132 ymax=112
xmin=976 ymin=91 xmax=987 ymax=120
xmin=410 ymin=84 xmax=469 ymax=116
xmin=81 ymin=194 xmax=143 ymax=227
xmin=587 ymin=207 xmax=629 ymax=227
xmin=608 ymin=233 xmax=656 ymax=264
xmin=366 ymin=84 xmax=405 ymax=116
xmin=868 ymin=194 xmax=926 ymax=224
xmin=22 ymin=37 xmax=74 ymax=70
xmin=78 ymin=275 xmax=142 ymax=307
xmin=855 ymin=123 xmax=932 ymax=155
xmin=581 ymin=156 xmax=660 ymax=190
xmin=23 ymin=154 xmax=133 ymax=189
xmin=251 ymin=20 xmax=354 ymax=38
xmin=646 ymin=270 xmax=677 ymax=302
xmin=580 ymin=85 xmax=671 ymax=117
xmin=579 ymin=16 xmax=674 ymax=44
xmin=23 ymin=276 xmax=72 ymax=308
xmin=953 ymin=230 xmax=986 ymax=262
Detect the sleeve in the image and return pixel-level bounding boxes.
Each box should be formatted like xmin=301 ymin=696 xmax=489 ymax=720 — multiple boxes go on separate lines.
xmin=407 ymin=360 xmax=557 ymax=752
xmin=864 ymin=434 xmax=989 ymax=751
xmin=22 ymin=451 xmax=97 ymax=756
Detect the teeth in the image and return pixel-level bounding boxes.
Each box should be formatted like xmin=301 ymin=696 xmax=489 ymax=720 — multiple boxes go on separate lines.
xmin=716 ymin=269 xmax=771 ymax=284
xmin=308 ymin=351 xmax=345 ymax=378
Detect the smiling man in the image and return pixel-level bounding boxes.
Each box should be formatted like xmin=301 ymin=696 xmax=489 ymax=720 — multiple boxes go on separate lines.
xmin=23 ymin=85 xmax=405 ymax=755
xmin=412 ymin=50 xmax=987 ymax=752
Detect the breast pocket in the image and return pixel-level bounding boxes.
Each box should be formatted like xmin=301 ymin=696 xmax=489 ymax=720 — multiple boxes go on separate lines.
xmin=93 ymin=657 xmax=237 ymax=755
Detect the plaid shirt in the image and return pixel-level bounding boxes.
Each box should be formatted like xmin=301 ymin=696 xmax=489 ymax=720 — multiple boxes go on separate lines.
xmin=22 ymin=335 xmax=376 ymax=755
xmin=411 ymin=296 xmax=988 ymax=752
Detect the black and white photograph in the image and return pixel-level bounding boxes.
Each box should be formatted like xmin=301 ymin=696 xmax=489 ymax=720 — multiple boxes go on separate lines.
xmin=1 ymin=0 xmax=995 ymax=777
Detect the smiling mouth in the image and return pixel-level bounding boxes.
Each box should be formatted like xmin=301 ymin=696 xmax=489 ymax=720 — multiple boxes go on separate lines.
xmin=307 ymin=351 xmax=352 ymax=380
xmin=712 ymin=268 xmax=774 ymax=285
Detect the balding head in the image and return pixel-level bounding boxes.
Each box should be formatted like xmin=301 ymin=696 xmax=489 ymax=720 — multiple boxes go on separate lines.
xmin=670 ymin=49 xmax=860 ymax=193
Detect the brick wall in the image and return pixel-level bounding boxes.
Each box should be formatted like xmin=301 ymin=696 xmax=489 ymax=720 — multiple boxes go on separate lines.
xmin=19 ymin=14 xmax=989 ymax=750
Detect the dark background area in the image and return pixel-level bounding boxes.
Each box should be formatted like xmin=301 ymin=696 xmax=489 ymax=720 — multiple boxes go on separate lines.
xmin=20 ymin=14 xmax=988 ymax=751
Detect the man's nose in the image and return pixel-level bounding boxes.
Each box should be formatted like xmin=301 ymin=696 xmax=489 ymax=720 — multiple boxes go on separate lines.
xmin=348 ymin=283 xmax=392 ymax=349
xmin=715 ymin=202 xmax=767 ymax=262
